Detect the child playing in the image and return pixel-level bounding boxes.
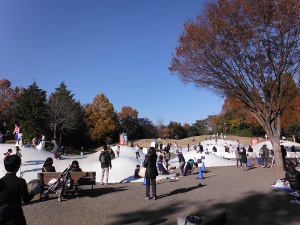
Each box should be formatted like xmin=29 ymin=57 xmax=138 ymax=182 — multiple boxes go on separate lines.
xmin=157 ymin=155 xmax=169 ymax=174
xmin=0 ymin=155 xmax=42 ymax=224
xmin=16 ymin=146 xmax=22 ymax=158
xmin=3 ymin=149 xmax=12 ymax=159
xmin=134 ymin=165 xmax=141 ymax=179
xmin=116 ymin=146 xmax=120 ymax=157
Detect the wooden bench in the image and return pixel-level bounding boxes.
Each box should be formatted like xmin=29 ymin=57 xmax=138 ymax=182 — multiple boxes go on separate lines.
xmin=37 ymin=171 xmax=96 ymax=191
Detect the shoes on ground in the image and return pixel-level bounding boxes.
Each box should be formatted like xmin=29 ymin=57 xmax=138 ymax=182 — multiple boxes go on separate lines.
xmin=145 ymin=196 xmax=150 ymax=200
xmin=153 ymin=196 xmax=157 ymax=200
xmin=290 ymin=199 xmax=300 ymax=204
xmin=289 ymin=191 xmax=300 ymax=198
xmin=104 ymin=183 xmax=108 ymax=185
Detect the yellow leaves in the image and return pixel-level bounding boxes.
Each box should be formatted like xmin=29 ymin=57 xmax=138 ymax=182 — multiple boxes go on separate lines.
xmin=84 ymin=93 xmax=119 ymax=142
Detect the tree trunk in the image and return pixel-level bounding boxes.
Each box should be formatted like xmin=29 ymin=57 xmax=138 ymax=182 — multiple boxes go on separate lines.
xmin=269 ymin=137 xmax=284 ymax=172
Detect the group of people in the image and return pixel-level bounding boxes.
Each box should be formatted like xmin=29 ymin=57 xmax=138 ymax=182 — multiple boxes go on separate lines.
xmin=42 ymin=157 xmax=82 ymax=173
xmin=235 ymin=147 xmax=248 ymax=171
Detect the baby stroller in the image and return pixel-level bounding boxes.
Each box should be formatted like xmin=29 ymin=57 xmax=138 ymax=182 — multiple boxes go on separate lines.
xmin=40 ymin=164 xmax=74 ymax=202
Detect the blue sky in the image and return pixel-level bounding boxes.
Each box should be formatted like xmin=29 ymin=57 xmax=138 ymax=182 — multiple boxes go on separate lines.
xmin=0 ymin=0 xmax=223 ymax=125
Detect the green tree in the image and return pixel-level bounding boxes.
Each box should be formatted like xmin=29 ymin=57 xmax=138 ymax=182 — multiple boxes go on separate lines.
xmin=170 ymin=0 xmax=300 ymax=171
xmin=168 ymin=121 xmax=187 ymax=139
xmin=13 ymin=81 xmax=49 ymax=141
xmin=188 ymin=119 xmax=210 ymax=137
xmin=48 ymin=82 xmax=84 ymax=146
xmin=84 ymin=93 xmax=119 ymax=144
xmin=136 ymin=118 xmax=157 ymax=139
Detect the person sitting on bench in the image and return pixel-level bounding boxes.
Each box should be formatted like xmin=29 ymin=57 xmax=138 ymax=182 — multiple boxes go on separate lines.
xmin=70 ymin=160 xmax=82 ymax=172
xmin=42 ymin=157 xmax=56 ymax=172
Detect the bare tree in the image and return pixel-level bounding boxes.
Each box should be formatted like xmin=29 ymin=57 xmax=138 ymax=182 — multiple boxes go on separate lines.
xmin=170 ymin=0 xmax=300 ymax=171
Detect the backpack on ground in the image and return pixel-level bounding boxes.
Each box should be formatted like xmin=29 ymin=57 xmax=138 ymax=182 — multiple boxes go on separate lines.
xmin=100 ymin=152 xmax=108 ymax=164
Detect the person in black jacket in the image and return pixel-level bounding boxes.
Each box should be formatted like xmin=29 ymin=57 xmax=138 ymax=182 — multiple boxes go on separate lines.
xmin=0 ymin=155 xmax=42 ymax=224
xmin=281 ymin=145 xmax=287 ymax=169
xmin=240 ymin=147 xmax=248 ymax=171
xmin=286 ymin=160 xmax=300 ymax=204
xmin=70 ymin=160 xmax=82 ymax=172
xmin=99 ymin=145 xmax=112 ymax=185
xmin=42 ymin=157 xmax=56 ymax=172
xmin=144 ymin=147 xmax=158 ymax=200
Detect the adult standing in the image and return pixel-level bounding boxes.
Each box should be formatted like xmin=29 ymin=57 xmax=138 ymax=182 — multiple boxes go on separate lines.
xmin=1 ymin=122 xmax=8 ymax=143
xmin=261 ymin=144 xmax=270 ymax=168
xmin=144 ymin=147 xmax=158 ymax=200
xmin=176 ymin=149 xmax=185 ymax=176
xmin=240 ymin=147 xmax=248 ymax=171
xmin=99 ymin=145 xmax=112 ymax=185
xmin=281 ymin=145 xmax=287 ymax=169
xmin=235 ymin=147 xmax=241 ymax=168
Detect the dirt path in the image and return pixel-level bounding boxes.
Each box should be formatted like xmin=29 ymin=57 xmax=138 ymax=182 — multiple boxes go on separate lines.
xmin=23 ymin=162 xmax=300 ymax=225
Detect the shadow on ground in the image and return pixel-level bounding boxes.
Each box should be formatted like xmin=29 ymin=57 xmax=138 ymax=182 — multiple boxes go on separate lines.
xmin=111 ymin=188 xmax=300 ymax=225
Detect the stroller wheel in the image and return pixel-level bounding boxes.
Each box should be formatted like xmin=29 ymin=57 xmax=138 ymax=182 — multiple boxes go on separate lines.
xmin=40 ymin=194 xmax=49 ymax=201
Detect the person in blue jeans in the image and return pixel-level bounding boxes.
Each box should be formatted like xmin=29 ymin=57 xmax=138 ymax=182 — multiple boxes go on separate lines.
xmin=261 ymin=144 xmax=269 ymax=168
xmin=52 ymin=139 xmax=60 ymax=159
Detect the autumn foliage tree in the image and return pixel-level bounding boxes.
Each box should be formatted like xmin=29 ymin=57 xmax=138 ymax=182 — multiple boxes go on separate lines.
xmin=119 ymin=106 xmax=139 ymax=140
xmin=170 ymin=0 xmax=300 ymax=171
xmin=0 ymin=78 xmax=22 ymax=124
xmin=84 ymin=94 xmax=119 ymax=144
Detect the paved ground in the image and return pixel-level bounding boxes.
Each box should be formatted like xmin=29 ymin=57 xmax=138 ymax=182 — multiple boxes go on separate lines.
xmin=22 ymin=161 xmax=300 ymax=225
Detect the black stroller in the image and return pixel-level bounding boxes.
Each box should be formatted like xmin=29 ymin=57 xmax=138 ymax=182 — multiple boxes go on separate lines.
xmin=40 ymin=165 xmax=74 ymax=202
